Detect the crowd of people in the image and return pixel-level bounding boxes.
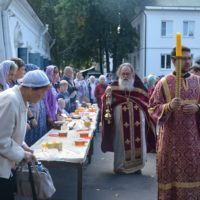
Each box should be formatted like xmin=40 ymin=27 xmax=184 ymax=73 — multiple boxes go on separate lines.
xmin=0 ymin=45 xmax=200 ymax=200
xmin=0 ymin=59 xmax=115 ymax=145
xmin=0 ymin=57 xmax=115 ymax=199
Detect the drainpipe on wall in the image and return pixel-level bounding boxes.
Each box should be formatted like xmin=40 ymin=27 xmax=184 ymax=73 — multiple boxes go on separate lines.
xmin=0 ymin=12 xmax=6 ymax=60
xmin=40 ymin=24 xmax=49 ymax=49
xmin=50 ymin=38 xmax=55 ymax=50
xmin=42 ymin=24 xmax=49 ymax=35
xmin=143 ymin=10 xmax=147 ymax=77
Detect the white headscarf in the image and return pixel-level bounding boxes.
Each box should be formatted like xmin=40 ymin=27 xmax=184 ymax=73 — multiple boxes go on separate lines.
xmin=21 ymin=70 xmax=50 ymax=87
xmin=0 ymin=60 xmax=17 ymax=91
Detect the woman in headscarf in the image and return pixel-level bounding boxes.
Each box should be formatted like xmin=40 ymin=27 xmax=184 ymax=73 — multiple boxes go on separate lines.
xmin=74 ymin=71 xmax=89 ymax=103
xmin=24 ymin=64 xmax=48 ymax=146
xmin=94 ymin=75 xmax=108 ymax=130
xmin=44 ymin=65 xmax=59 ymax=129
xmin=146 ymin=74 xmax=158 ymax=97
xmin=0 ymin=60 xmax=18 ymax=92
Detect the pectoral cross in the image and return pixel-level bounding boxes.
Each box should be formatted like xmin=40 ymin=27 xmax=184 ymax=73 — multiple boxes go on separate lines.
xmin=126 ymin=98 xmax=130 ymax=109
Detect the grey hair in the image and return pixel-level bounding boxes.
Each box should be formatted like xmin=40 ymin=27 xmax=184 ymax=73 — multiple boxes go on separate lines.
xmin=89 ymin=75 xmax=95 ymax=82
xmin=64 ymin=66 xmax=73 ymax=74
xmin=98 ymin=75 xmax=105 ymax=81
xmin=116 ymin=63 xmax=135 ymax=77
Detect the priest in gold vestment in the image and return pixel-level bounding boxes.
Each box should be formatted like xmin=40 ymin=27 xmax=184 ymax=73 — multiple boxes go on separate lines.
xmin=149 ymin=46 xmax=200 ymax=200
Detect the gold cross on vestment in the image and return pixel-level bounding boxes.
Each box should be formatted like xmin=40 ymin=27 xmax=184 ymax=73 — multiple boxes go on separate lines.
xmin=135 ymin=137 xmax=141 ymax=143
xmin=134 ymin=104 xmax=139 ymax=110
xmin=125 ymin=139 xmax=131 ymax=145
xmin=135 ymin=121 xmax=140 ymax=127
xmin=122 ymin=105 xmax=128 ymax=112
xmin=124 ymin=122 xmax=129 ymax=128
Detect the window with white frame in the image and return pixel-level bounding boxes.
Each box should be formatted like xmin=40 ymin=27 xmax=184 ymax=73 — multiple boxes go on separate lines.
xmin=183 ymin=21 xmax=195 ymax=37
xmin=161 ymin=21 xmax=173 ymax=37
xmin=161 ymin=54 xmax=171 ymax=69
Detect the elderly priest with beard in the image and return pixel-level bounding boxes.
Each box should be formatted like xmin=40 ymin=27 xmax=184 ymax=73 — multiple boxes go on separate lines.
xmin=101 ymin=63 xmax=155 ymax=174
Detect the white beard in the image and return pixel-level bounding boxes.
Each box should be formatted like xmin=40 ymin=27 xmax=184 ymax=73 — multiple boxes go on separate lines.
xmin=119 ymin=78 xmax=134 ymax=91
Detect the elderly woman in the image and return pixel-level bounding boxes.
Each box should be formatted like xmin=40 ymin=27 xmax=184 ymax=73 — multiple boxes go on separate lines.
xmin=44 ymin=65 xmax=59 ymax=129
xmin=62 ymin=66 xmax=77 ymax=112
xmin=94 ymin=75 xmax=107 ymax=130
xmin=94 ymin=75 xmax=107 ymax=109
xmin=88 ymin=75 xmax=97 ymax=104
xmin=146 ymin=74 xmax=158 ymax=97
xmin=25 ymin=64 xmax=48 ymax=146
xmin=0 ymin=70 xmax=50 ymax=200
xmin=0 ymin=60 xmax=18 ymax=92
xmin=74 ymin=71 xmax=89 ymax=103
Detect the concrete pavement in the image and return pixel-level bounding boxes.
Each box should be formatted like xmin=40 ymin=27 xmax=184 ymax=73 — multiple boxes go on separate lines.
xmin=50 ymin=132 xmax=157 ymax=200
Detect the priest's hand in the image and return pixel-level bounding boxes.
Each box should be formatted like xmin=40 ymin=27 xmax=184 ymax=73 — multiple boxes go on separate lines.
xmin=170 ymin=98 xmax=181 ymax=111
xmin=182 ymin=104 xmax=199 ymax=114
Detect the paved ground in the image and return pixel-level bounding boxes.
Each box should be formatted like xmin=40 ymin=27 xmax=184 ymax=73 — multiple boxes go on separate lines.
xmin=49 ymin=132 xmax=157 ymax=200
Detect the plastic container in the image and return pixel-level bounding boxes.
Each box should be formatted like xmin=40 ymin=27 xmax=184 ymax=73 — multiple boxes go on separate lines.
xmin=37 ymin=161 xmax=44 ymax=172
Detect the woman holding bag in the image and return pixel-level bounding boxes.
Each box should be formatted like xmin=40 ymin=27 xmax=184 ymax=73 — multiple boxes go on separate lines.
xmin=0 ymin=70 xmax=50 ymax=200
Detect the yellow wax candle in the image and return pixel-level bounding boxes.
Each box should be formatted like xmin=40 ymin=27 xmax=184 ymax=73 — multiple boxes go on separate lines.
xmin=176 ymin=32 xmax=182 ymax=56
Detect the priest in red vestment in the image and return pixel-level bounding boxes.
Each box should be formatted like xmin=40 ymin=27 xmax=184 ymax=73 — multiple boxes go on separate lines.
xmin=149 ymin=46 xmax=200 ymax=200
xmin=101 ymin=63 xmax=156 ymax=174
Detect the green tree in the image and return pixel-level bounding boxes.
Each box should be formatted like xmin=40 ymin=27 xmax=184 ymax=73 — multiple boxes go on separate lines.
xmin=28 ymin=0 xmax=61 ymax=67
xmin=98 ymin=0 xmax=139 ymax=72
xmin=28 ymin=0 xmax=139 ymax=72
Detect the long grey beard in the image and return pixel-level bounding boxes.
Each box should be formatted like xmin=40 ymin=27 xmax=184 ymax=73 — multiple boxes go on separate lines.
xmin=119 ymin=79 xmax=134 ymax=91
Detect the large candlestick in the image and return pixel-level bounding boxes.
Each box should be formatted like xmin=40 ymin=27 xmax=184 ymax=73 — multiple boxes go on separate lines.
xmin=175 ymin=32 xmax=182 ymax=98
xmin=176 ymin=32 xmax=182 ymax=57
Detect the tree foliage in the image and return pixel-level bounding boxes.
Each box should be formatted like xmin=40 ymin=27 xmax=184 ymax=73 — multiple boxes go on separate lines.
xmin=28 ymin=0 xmax=139 ymax=72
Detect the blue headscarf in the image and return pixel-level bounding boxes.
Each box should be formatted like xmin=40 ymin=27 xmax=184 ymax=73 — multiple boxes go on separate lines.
xmin=25 ymin=63 xmax=39 ymax=72
xmin=147 ymin=74 xmax=158 ymax=89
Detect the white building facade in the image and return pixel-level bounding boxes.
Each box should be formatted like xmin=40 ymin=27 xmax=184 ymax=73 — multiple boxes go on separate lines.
xmin=129 ymin=3 xmax=200 ymax=78
xmin=0 ymin=0 xmax=52 ymax=68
